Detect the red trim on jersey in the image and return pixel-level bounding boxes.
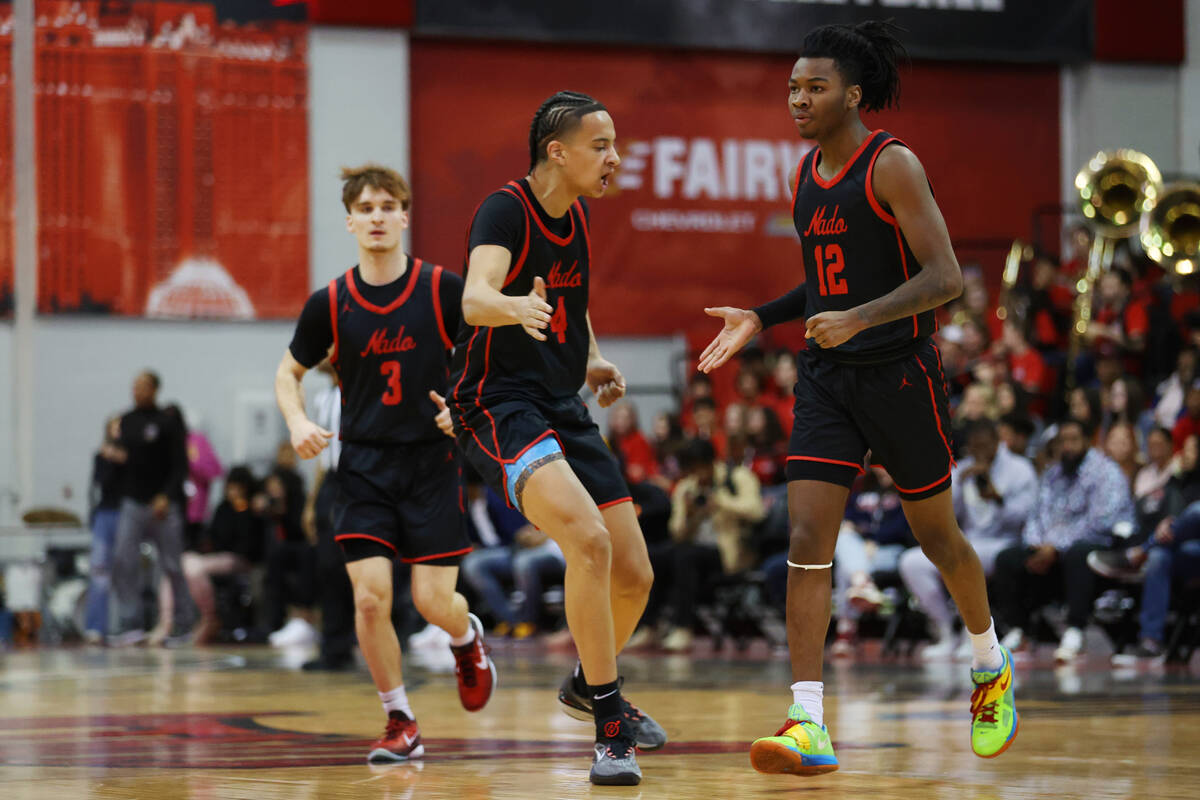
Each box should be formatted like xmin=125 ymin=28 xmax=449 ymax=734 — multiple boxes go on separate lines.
xmin=403 ymin=546 xmax=473 ymax=564
xmin=334 ymin=533 xmax=397 ymax=554
xmin=510 ymin=180 xmax=576 ymax=246
xmin=915 ymin=353 xmax=956 ymax=471
xmin=864 ymin=137 xmax=900 ymax=225
xmin=597 ymin=496 xmax=634 ymax=511
xmin=327 ymin=278 xmax=339 ymax=365
xmin=479 ymin=328 xmax=504 ymax=459
xmin=810 ymin=129 xmax=883 ymax=189
xmin=497 ymin=187 xmax=532 ymax=289
xmin=575 ymin=200 xmax=591 ymax=265
xmin=787 ymin=455 xmax=866 ymax=474
xmin=431 ymin=264 xmax=453 ymax=350
xmin=345 ymin=257 xmax=423 ymax=314
xmin=890 ymin=470 xmax=952 ymax=496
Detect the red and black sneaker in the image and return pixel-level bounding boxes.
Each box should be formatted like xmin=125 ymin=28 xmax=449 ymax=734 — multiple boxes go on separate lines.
xmin=451 ymin=612 xmax=496 ymax=712
xmin=367 ymin=711 xmax=424 ymax=763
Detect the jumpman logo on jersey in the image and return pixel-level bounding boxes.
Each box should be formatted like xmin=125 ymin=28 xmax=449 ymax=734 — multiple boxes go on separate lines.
xmin=341 ymin=299 xmax=352 ymax=314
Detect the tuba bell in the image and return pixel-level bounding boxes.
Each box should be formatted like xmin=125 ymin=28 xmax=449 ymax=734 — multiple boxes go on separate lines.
xmin=1140 ymin=181 xmax=1200 ymax=276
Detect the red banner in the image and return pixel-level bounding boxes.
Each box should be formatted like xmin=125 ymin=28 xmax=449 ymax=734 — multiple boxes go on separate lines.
xmin=410 ymin=41 xmax=1060 ymax=349
xmin=1 ymin=1 xmax=309 ymax=318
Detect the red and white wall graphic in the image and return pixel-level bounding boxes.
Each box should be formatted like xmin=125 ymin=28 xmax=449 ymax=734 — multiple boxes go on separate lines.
xmin=0 ymin=1 xmax=309 ymax=318
xmin=411 ymin=41 xmax=1060 ymax=347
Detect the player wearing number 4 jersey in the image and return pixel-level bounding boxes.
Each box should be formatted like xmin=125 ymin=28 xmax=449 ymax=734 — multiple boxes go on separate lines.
xmin=449 ymin=91 xmax=664 ymax=787
xmin=698 ymin=22 xmax=1017 ymax=775
xmin=275 ymin=165 xmax=495 ymax=766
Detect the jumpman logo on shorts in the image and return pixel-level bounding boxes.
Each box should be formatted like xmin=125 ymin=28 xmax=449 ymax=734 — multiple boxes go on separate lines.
xmin=899 ymin=375 xmax=912 ymax=390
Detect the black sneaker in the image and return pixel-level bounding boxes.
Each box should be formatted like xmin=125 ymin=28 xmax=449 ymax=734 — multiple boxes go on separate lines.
xmin=1086 ymin=549 xmax=1148 ymax=582
xmin=558 ymin=671 xmax=668 ymax=751
xmin=590 ymin=715 xmax=641 ymax=786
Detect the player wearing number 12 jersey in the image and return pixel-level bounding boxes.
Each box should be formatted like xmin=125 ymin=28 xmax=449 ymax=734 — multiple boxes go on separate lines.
xmin=698 ymin=22 xmax=1018 ymax=774
xmin=275 ymin=165 xmax=495 ymax=765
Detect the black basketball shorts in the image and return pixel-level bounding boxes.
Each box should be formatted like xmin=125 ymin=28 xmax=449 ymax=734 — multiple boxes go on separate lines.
xmin=333 ymin=438 xmax=471 ymax=564
xmin=452 ymin=392 xmax=632 ymax=513
xmin=785 ymin=339 xmax=956 ymax=500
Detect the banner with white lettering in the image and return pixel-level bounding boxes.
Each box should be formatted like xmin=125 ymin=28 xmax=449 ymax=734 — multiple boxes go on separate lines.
xmin=414 ymin=0 xmax=1092 ymax=64
xmin=410 ymin=41 xmax=1061 ymax=346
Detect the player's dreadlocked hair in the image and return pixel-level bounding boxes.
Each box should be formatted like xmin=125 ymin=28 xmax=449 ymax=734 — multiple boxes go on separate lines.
xmin=528 ymin=90 xmax=608 ymax=172
xmin=800 ymin=20 xmax=906 ymax=112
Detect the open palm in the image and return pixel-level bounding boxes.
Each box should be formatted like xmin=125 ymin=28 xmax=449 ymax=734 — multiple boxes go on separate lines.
xmin=697 ymin=307 xmax=759 ymax=373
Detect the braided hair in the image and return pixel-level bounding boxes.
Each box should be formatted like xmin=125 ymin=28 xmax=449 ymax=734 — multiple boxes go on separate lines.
xmin=799 ymin=20 xmax=906 ymax=112
xmin=528 ymin=90 xmax=608 ymax=172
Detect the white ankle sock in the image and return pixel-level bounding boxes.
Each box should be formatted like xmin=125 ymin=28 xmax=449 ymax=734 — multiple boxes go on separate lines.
xmin=449 ymin=618 xmax=476 ymax=647
xmin=969 ymin=618 xmax=1004 ymax=672
xmin=378 ymin=685 xmax=413 ymax=718
xmin=790 ymin=680 xmax=824 ymax=727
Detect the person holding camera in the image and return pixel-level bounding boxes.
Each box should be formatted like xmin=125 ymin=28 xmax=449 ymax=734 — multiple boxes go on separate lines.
xmin=660 ymin=438 xmax=765 ymax=651
xmin=899 ymin=419 xmax=1037 ymax=660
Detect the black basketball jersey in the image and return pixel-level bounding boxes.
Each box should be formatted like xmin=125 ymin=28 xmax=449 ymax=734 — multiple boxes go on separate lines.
xmin=793 ymin=129 xmax=935 ymax=364
xmin=327 ymin=260 xmax=457 ymax=445
xmin=451 ymin=179 xmax=591 ymax=404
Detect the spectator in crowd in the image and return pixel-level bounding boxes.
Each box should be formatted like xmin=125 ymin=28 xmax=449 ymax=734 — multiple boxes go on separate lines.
xmin=178 ymin=408 xmax=223 ymax=550
xmin=765 ymin=350 xmax=797 ymax=436
xmin=262 ymin=466 xmax=317 ymax=647
xmin=649 ymin=410 xmax=685 ymax=488
xmin=83 ymin=416 xmax=126 ymax=644
xmin=744 ymin=405 xmax=786 ymax=486
xmin=826 ymin=467 xmax=917 ymax=657
xmin=1026 ymin=252 xmax=1074 ymax=352
xmin=951 ymin=383 xmax=995 ymax=459
xmin=1088 ymin=434 xmax=1200 ymax=659
xmin=109 ymin=370 xmax=193 ymax=646
xmin=1133 ymin=427 xmax=1177 ymax=504
xmin=460 ymin=478 xmax=565 ymax=639
xmin=1153 ymin=348 xmax=1197 ymax=429
xmin=688 ymin=397 xmax=720 ymax=449
xmin=997 ymin=413 xmax=1037 ymax=461
xmin=734 ymin=364 xmax=764 ymax=408
xmin=1085 ymin=269 xmax=1148 ymax=377
xmin=1171 ymin=384 xmax=1200 ymax=453
xmin=1103 ymin=375 xmax=1148 ymax=436
xmin=1067 ymin=386 xmax=1104 ymax=440
xmin=900 ymin=420 xmax=1037 ymax=660
xmin=300 ymin=362 xmax=356 ymax=671
xmin=186 ymin=466 xmax=267 ymax=644
xmin=680 ymin=371 xmax=714 ymax=432
xmin=1104 ymin=422 xmax=1141 ymax=489
xmin=606 ymin=401 xmax=658 ymax=486
xmin=660 ymin=438 xmax=764 ymax=651
xmin=990 ymin=417 xmax=1135 ymax=661
xmin=995 ymin=319 xmax=1048 ymax=402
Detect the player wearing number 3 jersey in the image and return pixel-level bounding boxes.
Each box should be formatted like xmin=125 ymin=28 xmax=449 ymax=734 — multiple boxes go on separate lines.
xmin=275 ymin=165 xmax=495 ymax=766
xmin=697 ymin=22 xmax=1017 ymax=775
xmin=449 ymin=91 xmax=663 ymax=787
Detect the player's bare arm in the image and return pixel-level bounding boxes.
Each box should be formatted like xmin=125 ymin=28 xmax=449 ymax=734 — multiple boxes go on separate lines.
xmin=806 ymin=146 xmax=963 ymax=349
xmin=274 ymin=349 xmax=333 ymax=459
xmin=461 ymin=244 xmax=553 ymax=340
xmin=585 ymin=312 xmax=625 ymax=408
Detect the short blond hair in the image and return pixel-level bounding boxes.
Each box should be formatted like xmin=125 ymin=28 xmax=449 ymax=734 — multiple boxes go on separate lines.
xmin=340 ymin=164 xmax=411 ymax=212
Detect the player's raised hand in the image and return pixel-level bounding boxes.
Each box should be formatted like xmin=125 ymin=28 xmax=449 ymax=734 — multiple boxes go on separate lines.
xmin=517 ymin=276 xmax=553 ymax=341
xmin=697 ymin=306 xmax=761 ymax=373
xmin=429 ymin=390 xmax=455 ymax=438
xmin=587 ymin=357 xmax=626 ymax=408
xmin=290 ymin=417 xmax=333 ymax=459
xmin=805 ymin=310 xmax=865 ymax=350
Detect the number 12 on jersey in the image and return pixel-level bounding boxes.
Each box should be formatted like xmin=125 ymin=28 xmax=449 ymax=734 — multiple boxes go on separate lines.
xmin=813 ymin=244 xmax=848 ymax=296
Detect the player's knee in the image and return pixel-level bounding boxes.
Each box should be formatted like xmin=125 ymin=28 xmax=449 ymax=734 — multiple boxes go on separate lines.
xmin=919 ymin=530 xmax=969 ymax=573
xmin=614 ymin=555 xmax=653 ymax=598
xmin=353 ymin=584 xmax=390 ymax=621
xmin=787 ymin=518 xmax=828 ymax=556
xmin=410 ymin=582 xmax=449 ymax=622
xmin=569 ymin=518 xmax=612 ymax=572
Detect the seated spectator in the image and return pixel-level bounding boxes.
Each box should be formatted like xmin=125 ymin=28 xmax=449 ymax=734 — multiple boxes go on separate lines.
xmin=1104 ymin=422 xmax=1141 ymax=489
xmin=900 ymin=420 xmax=1037 ymax=660
xmin=995 ymin=319 xmax=1049 ymax=402
xmin=1088 ymin=434 xmax=1200 ymax=659
xmin=828 ymin=466 xmax=917 ymax=657
xmin=951 ymin=383 xmax=996 ymax=459
xmin=1067 ymin=386 xmax=1104 ymax=441
xmin=262 ymin=468 xmax=318 ymax=647
xmin=680 ymin=371 xmax=715 ymax=432
xmin=1153 ymin=348 xmax=1197 ymax=429
xmin=1103 ymin=375 xmax=1148 ymax=438
xmin=83 ymin=416 xmax=126 ymax=644
xmin=998 ymin=413 xmax=1037 ymax=460
xmin=765 ymin=350 xmax=797 ymax=436
xmin=734 ymin=364 xmax=765 ymax=408
xmin=991 ymin=417 xmax=1135 ymax=661
xmin=460 ymin=478 xmax=565 ymax=638
xmin=744 ymin=405 xmax=786 ymax=486
xmin=1133 ymin=427 xmax=1177 ymax=504
xmin=1085 ymin=269 xmax=1148 ymax=378
xmin=660 ymin=438 xmax=765 ymax=651
xmin=649 ymin=410 xmax=686 ymax=488
xmin=185 ymin=466 xmax=267 ymax=644
xmin=606 ymin=400 xmax=658 ymax=486
xmin=1171 ymin=384 xmax=1200 ymax=453
xmin=181 ymin=408 xmax=223 ymax=551
xmin=687 ymin=397 xmax=720 ymax=452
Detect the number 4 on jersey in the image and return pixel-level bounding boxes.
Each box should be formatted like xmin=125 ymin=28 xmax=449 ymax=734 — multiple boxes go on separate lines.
xmin=549 ymin=296 xmax=568 ymax=344
xmin=814 ymin=244 xmax=848 ymax=296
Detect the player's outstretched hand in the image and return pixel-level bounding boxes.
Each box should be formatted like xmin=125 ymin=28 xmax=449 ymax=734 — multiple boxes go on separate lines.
xmin=697 ymin=306 xmax=760 ymax=373
xmin=517 ymin=276 xmax=553 ymax=341
xmin=290 ymin=418 xmax=333 ymax=459
xmin=429 ymin=390 xmax=455 ymax=438
xmin=805 ymin=310 xmax=864 ymax=350
xmin=587 ymin=358 xmax=626 ymax=408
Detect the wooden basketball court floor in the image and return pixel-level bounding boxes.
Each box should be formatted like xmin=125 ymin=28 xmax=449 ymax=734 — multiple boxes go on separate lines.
xmin=1 ymin=640 xmax=1197 ymax=799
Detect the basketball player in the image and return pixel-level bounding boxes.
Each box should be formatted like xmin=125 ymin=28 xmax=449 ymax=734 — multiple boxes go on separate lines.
xmin=447 ymin=91 xmax=664 ymax=786
xmin=698 ymin=22 xmax=1018 ymax=773
xmin=275 ymin=165 xmax=495 ymax=764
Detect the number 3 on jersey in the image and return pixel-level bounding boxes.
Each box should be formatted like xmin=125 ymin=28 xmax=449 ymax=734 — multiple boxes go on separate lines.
xmin=549 ymin=295 xmax=568 ymax=344
xmin=380 ymin=360 xmax=402 ymax=405
xmin=814 ymin=244 xmax=848 ymax=296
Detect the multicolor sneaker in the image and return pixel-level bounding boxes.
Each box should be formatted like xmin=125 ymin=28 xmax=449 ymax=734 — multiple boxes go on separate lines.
xmin=590 ymin=715 xmax=641 ymax=785
xmin=970 ymin=645 xmax=1019 ymax=758
xmin=451 ymin=613 xmax=496 ymax=712
xmin=558 ymin=670 xmax=668 ymax=750
xmin=749 ymin=704 xmax=838 ymax=776
xmin=368 ymin=712 xmax=424 ymax=763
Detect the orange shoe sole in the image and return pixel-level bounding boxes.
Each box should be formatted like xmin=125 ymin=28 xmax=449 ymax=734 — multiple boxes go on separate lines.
xmin=749 ymin=740 xmax=839 ymax=776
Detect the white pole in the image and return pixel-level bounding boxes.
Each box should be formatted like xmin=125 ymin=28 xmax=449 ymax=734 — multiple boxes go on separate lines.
xmin=12 ymin=0 xmax=36 ymax=514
